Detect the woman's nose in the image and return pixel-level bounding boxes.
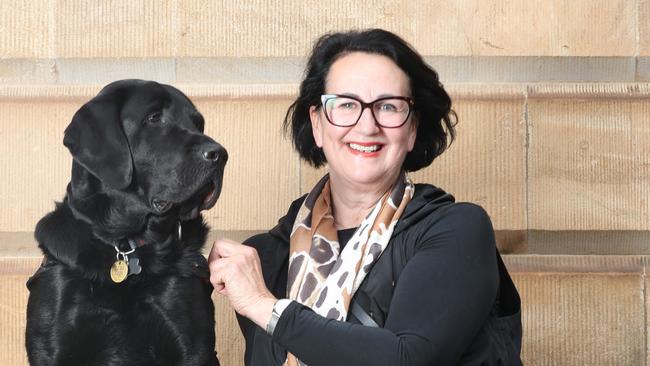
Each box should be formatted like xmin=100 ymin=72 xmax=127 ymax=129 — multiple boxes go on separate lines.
xmin=354 ymin=108 xmax=381 ymax=133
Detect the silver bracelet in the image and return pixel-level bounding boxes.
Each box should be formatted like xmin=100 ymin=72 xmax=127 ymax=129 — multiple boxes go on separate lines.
xmin=265 ymin=299 xmax=292 ymax=336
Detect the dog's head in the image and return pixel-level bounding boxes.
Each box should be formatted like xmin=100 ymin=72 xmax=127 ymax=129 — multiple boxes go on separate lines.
xmin=63 ymin=79 xmax=227 ymax=237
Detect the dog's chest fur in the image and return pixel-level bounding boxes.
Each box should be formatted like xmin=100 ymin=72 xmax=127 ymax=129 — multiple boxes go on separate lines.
xmin=26 ymin=199 xmax=216 ymax=365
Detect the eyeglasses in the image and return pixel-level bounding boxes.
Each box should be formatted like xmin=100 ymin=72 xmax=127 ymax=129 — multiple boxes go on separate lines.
xmin=320 ymin=94 xmax=414 ymax=128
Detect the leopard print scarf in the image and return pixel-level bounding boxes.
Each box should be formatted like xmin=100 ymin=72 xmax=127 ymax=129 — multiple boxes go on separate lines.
xmin=285 ymin=172 xmax=414 ymax=366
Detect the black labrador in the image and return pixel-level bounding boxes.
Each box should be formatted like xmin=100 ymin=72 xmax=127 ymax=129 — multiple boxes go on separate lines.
xmin=25 ymin=79 xmax=226 ymax=366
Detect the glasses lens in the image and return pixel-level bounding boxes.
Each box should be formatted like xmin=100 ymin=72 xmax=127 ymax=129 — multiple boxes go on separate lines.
xmin=373 ymin=98 xmax=411 ymax=127
xmin=324 ymin=96 xmax=361 ymax=127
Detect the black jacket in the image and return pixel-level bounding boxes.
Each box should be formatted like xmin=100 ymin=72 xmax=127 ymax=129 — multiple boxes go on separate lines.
xmin=237 ymin=184 xmax=522 ymax=365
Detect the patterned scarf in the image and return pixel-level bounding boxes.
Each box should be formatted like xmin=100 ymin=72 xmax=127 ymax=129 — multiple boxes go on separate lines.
xmin=285 ymin=172 xmax=414 ymax=366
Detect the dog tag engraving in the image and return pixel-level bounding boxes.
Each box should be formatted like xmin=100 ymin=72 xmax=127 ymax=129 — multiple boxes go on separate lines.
xmin=128 ymin=257 xmax=142 ymax=276
xmin=110 ymin=260 xmax=128 ymax=283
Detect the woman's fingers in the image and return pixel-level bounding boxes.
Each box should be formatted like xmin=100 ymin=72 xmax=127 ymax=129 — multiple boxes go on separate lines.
xmin=207 ymin=238 xmax=276 ymax=321
xmin=208 ymin=255 xmax=228 ymax=293
xmin=208 ymin=238 xmax=243 ymax=292
xmin=207 ymin=240 xmax=221 ymax=264
xmin=208 ymin=239 xmax=259 ymax=297
xmin=211 ymin=238 xmax=245 ymax=258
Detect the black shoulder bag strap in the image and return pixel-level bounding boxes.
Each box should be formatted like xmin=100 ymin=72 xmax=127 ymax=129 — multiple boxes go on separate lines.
xmin=350 ymin=301 xmax=379 ymax=327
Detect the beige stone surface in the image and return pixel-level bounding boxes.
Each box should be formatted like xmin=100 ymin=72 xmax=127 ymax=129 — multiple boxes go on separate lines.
xmin=0 ymin=59 xmax=56 ymax=84
xmin=0 ymin=56 xmax=642 ymax=86
xmin=55 ymin=0 xmax=175 ymax=57
xmin=504 ymin=254 xmax=645 ymax=274
xmin=196 ymin=99 xmax=300 ymax=231
xmin=639 ymin=57 xmax=650 ymax=81
xmin=528 ymin=99 xmax=650 ymax=230
xmin=412 ymin=99 xmax=526 ymax=230
xmin=640 ymin=0 xmax=650 ymax=56
xmin=56 ymin=58 xmax=176 ymax=84
xmin=0 ymin=233 xmax=40 ymax=258
xmin=527 ymin=231 xmax=650 ymax=255
xmin=428 ymin=56 xmax=637 ymax=83
xmin=638 ymin=101 xmax=650 ymax=229
xmin=176 ymin=0 xmax=635 ymax=57
xmin=55 ymin=0 xmax=639 ymax=58
xmin=176 ymin=0 xmax=413 ymax=57
xmin=0 ymin=0 xmax=641 ymax=59
xmin=514 ymin=272 xmax=645 ymax=365
xmin=0 ymin=275 xmax=30 ymax=365
xmin=0 ymin=101 xmax=73 ymax=232
xmin=646 ymin=275 xmax=650 ymax=365
xmin=176 ymin=57 xmax=306 ymax=84
xmin=300 ymin=162 xmax=327 ymax=194
xmin=412 ymin=0 xmax=637 ymax=57
xmin=0 ymin=0 xmax=50 ymax=58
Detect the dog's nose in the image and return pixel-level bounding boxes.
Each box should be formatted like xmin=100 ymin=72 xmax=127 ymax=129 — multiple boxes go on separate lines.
xmin=202 ymin=144 xmax=228 ymax=163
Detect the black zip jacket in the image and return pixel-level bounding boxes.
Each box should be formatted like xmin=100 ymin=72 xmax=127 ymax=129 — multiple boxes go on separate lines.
xmin=237 ymin=184 xmax=522 ymax=365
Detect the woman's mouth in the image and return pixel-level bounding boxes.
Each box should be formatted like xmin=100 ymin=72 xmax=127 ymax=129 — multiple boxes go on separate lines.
xmin=347 ymin=142 xmax=383 ymax=154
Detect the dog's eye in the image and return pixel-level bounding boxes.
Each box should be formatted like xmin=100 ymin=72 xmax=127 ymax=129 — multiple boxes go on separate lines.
xmin=145 ymin=112 xmax=162 ymax=124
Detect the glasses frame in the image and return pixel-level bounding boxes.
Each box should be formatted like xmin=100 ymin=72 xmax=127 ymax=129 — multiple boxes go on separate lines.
xmin=320 ymin=94 xmax=414 ymax=128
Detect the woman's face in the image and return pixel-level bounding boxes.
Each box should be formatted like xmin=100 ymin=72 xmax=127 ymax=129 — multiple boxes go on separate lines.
xmin=310 ymin=52 xmax=417 ymax=191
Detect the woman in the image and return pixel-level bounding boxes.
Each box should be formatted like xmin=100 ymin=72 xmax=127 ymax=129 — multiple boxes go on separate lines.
xmin=209 ymin=29 xmax=522 ymax=365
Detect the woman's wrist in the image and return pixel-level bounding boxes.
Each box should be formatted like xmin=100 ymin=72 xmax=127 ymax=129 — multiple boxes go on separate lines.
xmin=243 ymin=295 xmax=278 ymax=330
xmin=265 ymin=299 xmax=294 ymax=335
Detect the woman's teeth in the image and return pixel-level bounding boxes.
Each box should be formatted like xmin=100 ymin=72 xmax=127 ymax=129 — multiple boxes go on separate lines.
xmin=348 ymin=143 xmax=381 ymax=153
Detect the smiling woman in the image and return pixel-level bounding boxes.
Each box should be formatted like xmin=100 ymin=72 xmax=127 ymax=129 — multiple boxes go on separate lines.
xmin=209 ymin=29 xmax=523 ymax=366
xmin=309 ymin=52 xmax=417 ymax=198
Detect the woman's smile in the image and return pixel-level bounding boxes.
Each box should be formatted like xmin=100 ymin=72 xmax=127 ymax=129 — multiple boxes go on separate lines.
xmin=346 ymin=141 xmax=383 ymax=155
xmin=310 ymin=52 xmax=417 ymax=191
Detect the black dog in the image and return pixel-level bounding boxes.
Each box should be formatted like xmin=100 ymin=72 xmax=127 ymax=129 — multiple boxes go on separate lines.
xmin=26 ymin=79 xmax=226 ymax=366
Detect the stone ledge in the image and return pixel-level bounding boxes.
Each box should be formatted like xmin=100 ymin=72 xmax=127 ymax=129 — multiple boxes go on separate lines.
xmin=506 ymin=255 xmax=648 ymax=273
xmin=2 ymin=56 xmax=650 ymax=85
xmin=4 ymin=230 xmax=650 ymax=275
xmin=5 ymin=231 xmax=650 ymax=259
xmin=0 ymin=231 xmax=262 ymax=260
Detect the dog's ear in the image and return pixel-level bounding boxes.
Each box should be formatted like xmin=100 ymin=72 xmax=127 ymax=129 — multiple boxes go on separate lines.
xmin=63 ymin=93 xmax=133 ymax=190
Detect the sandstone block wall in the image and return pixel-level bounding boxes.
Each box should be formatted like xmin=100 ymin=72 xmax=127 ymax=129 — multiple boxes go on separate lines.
xmin=1 ymin=1 xmax=649 ymax=365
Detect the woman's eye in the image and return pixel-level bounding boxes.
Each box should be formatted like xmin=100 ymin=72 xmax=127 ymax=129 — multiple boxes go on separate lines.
xmin=379 ymin=103 xmax=398 ymax=112
xmin=145 ymin=112 xmax=162 ymax=124
xmin=337 ymin=102 xmax=358 ymax=110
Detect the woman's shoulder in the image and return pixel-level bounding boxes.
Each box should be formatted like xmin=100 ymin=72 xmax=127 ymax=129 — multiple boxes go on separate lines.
xmin=403 ymin=184 xmax=493 ymax=233
xmin=426 ymin=202 xmax=494 ymax=243
xmin=439 ymin=202 xmax=493 ymax=229
xmin=399 ymin=184 xmax=496 ymax=253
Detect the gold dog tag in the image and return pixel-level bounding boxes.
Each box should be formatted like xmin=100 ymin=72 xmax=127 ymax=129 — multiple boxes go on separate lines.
xmin=110 ymin=260 xmax=128 ymax=283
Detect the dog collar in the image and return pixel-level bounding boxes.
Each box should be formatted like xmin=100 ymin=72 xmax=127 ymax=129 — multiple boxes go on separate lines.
xmin=110 ymin=221 xmax=182 ymax=283
xmin=111 ymin=242 xmax=140 ymax=283
xmin=127 ymin=221 xmax=183 ymax=248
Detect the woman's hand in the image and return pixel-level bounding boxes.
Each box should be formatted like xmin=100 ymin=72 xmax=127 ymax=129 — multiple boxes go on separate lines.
xmin=208 ymin=238 xmax=277 ymax=328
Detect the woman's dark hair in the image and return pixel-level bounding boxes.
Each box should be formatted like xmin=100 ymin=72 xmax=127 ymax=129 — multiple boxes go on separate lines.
xmin=284 ymin=28 xmax=457 ymax=172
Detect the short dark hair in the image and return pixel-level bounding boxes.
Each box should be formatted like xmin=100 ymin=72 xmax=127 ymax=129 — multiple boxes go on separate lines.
xmin=284 ymin=28 xmax=456 ymax=172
